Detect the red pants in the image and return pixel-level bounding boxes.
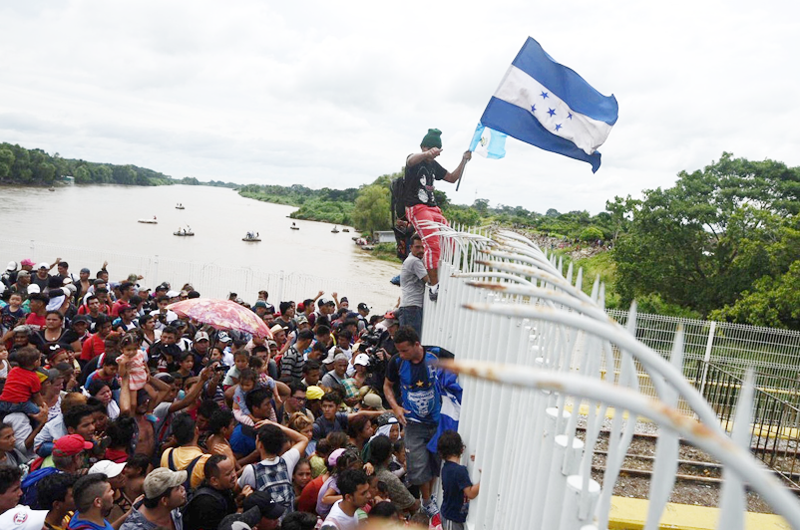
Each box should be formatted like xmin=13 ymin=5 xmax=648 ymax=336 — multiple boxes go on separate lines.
xmin=406 ymin=204 xmax=448 ymax=270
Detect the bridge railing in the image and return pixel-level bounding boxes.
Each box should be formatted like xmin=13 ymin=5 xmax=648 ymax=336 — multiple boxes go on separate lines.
xmin=420 ymin=224 xmax=800 ymax=530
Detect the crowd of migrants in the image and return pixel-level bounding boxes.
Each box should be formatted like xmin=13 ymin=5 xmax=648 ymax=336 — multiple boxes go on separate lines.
xmin=0 ymin=258 xmax=480 ymax=530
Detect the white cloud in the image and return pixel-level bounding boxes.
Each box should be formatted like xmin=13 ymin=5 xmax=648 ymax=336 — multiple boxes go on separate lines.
xmin=1 ymin=0 xmax=799 ymax=213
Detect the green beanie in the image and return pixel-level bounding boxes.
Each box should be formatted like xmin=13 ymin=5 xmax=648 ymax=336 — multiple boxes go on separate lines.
xmin=421 ymin=128 xmax=442 ymax=149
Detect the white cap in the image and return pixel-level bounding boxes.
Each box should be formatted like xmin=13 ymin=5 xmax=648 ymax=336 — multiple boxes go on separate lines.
xmin=6 ymin=261 xmax=16 ymax=271
xmin=36 ymin=262 xmax=49 ymax=270
xmin=27 ymin=284 xmax=41 ymax=294
xmin=0 ymin=505 xmax=49 ymax=530
xmin=89 ymin=459 xmax=127 ymax=478
xmin=166 ymin=290 xmax=180 ymax=298
xmin=354 ymin=353 xmax=370 ymax=367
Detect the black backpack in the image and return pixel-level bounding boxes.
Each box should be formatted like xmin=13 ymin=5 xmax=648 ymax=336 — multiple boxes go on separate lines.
xmin=390 ymin=174 xmax=408 ymax=222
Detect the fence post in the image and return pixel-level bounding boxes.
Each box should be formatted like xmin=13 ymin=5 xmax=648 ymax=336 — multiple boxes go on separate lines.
xmin=277 ymin=270 xmax=285 ymax=304
xmin=30 ymin=239 xmax=35 ymax=260
xmin=699 ymin=321 xmax=717 ymax=398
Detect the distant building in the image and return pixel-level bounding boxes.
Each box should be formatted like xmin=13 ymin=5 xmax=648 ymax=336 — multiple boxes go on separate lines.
xmin=374 ymin=231 xmax=395 ymax=243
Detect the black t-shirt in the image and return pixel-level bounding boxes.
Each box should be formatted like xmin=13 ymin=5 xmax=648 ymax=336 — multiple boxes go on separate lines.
xmin=403 ymin=158 xmax=447 ymax=208
xmin=182 ymin=486 xmax=237 ymax=530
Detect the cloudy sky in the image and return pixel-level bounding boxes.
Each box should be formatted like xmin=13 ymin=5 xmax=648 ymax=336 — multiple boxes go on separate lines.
xmin=1 ymin=0 xmax=798 ymax=214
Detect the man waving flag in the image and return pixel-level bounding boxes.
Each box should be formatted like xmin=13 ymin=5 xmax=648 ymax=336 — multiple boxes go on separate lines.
xmin=479 ymin=37 xmax=618 ymax=172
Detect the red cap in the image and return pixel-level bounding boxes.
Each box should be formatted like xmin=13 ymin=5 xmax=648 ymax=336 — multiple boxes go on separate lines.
xmin=53 ymin=434 xmax=93 ymax=457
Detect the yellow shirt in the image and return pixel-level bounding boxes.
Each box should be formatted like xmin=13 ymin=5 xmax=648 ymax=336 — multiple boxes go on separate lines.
xmin=160 ymin=446 xmax=210 ymax=489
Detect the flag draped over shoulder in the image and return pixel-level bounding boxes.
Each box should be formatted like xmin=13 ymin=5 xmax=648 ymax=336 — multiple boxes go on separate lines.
xmin=480 ymin=37 xmax=618 ymax=173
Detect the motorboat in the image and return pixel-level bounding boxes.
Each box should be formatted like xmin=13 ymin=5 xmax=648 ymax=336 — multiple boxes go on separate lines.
xmin=48 ymin=187 xmax=55 ymax=191
xmin=243 ymin=231 xmax=261 ymax=242
xmin=138 ymin=216 xmax=158 ymax=224
xmin=175 ymin=203 xmax=185 ymax=210
xmin=290 ymin=222 xmax=299 ymax=231
xmin=342 ymin=228 xmax=350 ymax=233
xmin=174 ymin=226 xmax=194 ymax=236
xmin=331 ymin=226 xmax=340 ymax=233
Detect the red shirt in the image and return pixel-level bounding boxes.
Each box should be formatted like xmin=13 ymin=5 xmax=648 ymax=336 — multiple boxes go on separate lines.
xmin=297 ymin=475 xmax=326 ymax=514
xmin=110 ymin=300 xmax=130 ymax=317
xmin=81 ymin=333 xmax=106 ymax=361
xmin=104 ymin=447 xmax=129 ymax=463
xmin=0 ymin=366 xmax=41 ymax=402
xmin=25 ymin=313 xmax=46 ymax=332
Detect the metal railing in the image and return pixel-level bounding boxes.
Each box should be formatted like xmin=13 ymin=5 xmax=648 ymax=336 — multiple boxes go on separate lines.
xmin=421 ymin=225 xmax=800 ymax=530
xmin=0 ymin=237 xmax=398 ymax=311
xmin=696 ymin=361 xmax=800 ymax=488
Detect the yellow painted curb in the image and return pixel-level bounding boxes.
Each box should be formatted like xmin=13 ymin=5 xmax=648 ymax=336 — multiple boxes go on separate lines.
xmin=608 ymin=496 xmax=790 ymax=529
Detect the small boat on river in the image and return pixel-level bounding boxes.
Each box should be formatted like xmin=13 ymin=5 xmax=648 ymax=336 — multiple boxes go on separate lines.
xmin=174 ymin=226 xmax=194 ymax=236
xmin=138 ymin=216 xmax=158 ymax=224
xmin=175 ymin=203 xmax=185 ymax=210
xmin=331 ymin=226 xmax=340 ymax=234
xmin=290 ymin=222 xmax=299 ymax=231
xmin=342 ymin=228 xmax=350 ymax=233
xmin=243 ymin=231 xmax=261 ymax=242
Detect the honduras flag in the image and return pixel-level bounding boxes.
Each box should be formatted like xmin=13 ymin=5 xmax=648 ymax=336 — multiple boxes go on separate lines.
xmin=469 ymin=123 xmax=507 ymax=159
xmin=480 ymin=37 xmax=618 ymax=173
xmin=427 ymin=369 xmax=462 ymax=455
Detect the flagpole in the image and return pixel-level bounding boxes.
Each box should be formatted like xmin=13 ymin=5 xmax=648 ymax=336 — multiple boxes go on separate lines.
xmin=456 ymin=149 xmax=471 ymax=192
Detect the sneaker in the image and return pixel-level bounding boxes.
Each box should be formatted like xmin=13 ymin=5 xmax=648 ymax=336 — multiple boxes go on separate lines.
xmin=424 ymin=497 xmax=440 ymax=518
xmin=390 ymin=275 xmax=401 ymax=286
xmin=428 ymin=284 xmax=439 ymax=302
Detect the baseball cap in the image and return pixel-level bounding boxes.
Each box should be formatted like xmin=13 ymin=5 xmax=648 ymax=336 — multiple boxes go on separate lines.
xmin=20 ymin=258 xmax=34 ymax=267
xmin=72 ymin=315 xmax=91 ymax=325
xmin=89 ymin=460 xmax=126 ymax=478
xmin=318 ymin=296 xmax=335 ymax=306
xmin=27 ymin=284 xmax=40 ymax=294
xmin=166 ymin=290 xmax=180 ymax=298
xmin=242 ymin=491 xmax=286 ymax=520
xmin=218 ymin=507 xmax=261 ymax=530
xmin=362 ymin=392 xmax=384 ymax=410
xmin=354 ymin=353 xmax=370 ymax=367
xmin=17 ymin=270 xmax=30 ymax=278
xmin=0 ymin=505 xmax=48 ymax=530
xmin=194 ymin=331 xmax=210 ymax=342
xmin=80 ymin=267 xmax=91 ymax=274
xmin=253 ymin=300 xmax=267 ymax=309
xmin=53 ymin=434 xmax=93 ymax=457
xmin=217 ymin=331 xmax=231 ymax=343
xmin=143 ymin=467 xmax=188 ymax=499
xmin=357 ymin=303 xmax=369 ymax=312
xmin=37 ymin=262 xmax=49 ymax=270
xmin=306 ymin=386 xmax=324 ymax=401
xmin=295 ymin=315 xmax=308 ymax=326
xmin=6 ymin=261 xmax=16 ymax=271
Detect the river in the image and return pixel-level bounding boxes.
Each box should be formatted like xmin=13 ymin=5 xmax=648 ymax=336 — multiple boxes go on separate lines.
xmin=0 ymin=184 xmax=401 ymax=310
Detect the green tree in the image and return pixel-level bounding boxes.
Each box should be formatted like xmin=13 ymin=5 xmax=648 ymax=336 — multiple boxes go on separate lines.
xmin=0 ymin=148 xmax=14 ymax=179
xmin=352 ymin=184 xmax=391 ymax=233
xmin=613 ymin=153 xmax=800 ymax=318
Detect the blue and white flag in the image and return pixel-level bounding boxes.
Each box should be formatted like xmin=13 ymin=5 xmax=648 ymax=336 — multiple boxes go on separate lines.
xmin=469 ymin=123 xmax=507 ymax=159
xmin=480 ymin=37 xmax=618 ymax=173
xmin=427 ymin=369 xmax=462 ymax=456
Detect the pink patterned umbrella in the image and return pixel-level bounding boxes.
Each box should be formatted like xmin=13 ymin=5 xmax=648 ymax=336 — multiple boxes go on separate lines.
xmin=166 ymin=298 xmax=272 ymax=338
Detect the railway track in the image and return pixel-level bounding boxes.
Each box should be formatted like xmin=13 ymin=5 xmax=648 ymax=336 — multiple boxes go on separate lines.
xmin=573 ymin=427 xmax=797 ymax=512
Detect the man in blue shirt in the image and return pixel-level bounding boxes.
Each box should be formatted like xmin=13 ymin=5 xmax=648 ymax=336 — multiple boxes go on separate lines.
xmin=68 ymin=474 xmax=115 ymax=530
xmin=384 ymin=326 xmax=442 ymax=520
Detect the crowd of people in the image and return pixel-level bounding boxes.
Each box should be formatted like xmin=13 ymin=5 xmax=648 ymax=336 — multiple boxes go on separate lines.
xmin=0 ymin=255 xmax=480 ymax=530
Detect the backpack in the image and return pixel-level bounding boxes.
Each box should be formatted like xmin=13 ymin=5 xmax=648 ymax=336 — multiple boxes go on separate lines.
xmin=20 ymin=467 xmax=59 ymax=508
xmin=390 ymin=175 xmax=408 ymax=222
xmin=165 ymin=447 xmax=204 ymax=493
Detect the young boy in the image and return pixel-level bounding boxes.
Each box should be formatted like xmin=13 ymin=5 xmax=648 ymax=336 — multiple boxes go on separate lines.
xmin=437 ymin=430 xmax=480 ymax=530
xmin=0 ymin=345 xmax=45 ymax=418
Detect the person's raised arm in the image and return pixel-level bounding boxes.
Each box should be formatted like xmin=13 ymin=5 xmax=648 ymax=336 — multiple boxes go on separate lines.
xmin=406 ymin=148 xmax=440 ymax=168
xmin=331 ymin=292 xmax=340 ymax=311
xmin=25 ymin=407 xmax=49 ymax=449
xmin=168 ymin=363 xmax=216 ymax=413
xmin=443 ymin=151 xmax=472 ymax=183
xmin=348 ymin=409 xmax=384 ymax=422
xmin=257 ymin=418 xmax=309 ymax=456
xmin=118 ymin=371 xmax=132 ymax=417
xmin=465 ymin=476 xmax=481 ymax=500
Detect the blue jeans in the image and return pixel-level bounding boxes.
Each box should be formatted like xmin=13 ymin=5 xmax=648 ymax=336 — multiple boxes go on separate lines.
xmin=0 ymin=399 xmax=40 ymax=416
xmin=399 ymin=305 xmax=423 ymax=339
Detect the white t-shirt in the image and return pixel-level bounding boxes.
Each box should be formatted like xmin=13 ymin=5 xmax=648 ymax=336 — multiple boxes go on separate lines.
xmin=237 ymin=448 xmax=302 ymax=490
xmin=321 ymin=501 xmax=360 ymax=530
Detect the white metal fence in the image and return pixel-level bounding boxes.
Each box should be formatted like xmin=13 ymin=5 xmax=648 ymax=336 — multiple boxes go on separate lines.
xmin=0 ymin=237 xmax=398 ymax=311
xmin=421 ymin=225 xmax=800 ymax=530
